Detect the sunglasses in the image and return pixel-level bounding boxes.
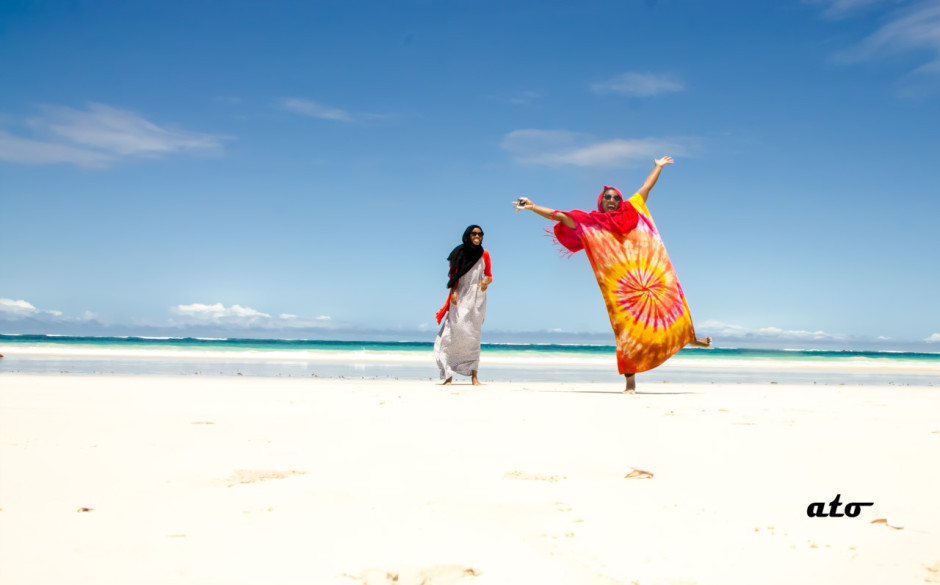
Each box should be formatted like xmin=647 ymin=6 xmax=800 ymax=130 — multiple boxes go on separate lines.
xmin=603 ymin=194 xmax=622 ymax=202
xmin=469 ymin=231 xmax=484 ymax=236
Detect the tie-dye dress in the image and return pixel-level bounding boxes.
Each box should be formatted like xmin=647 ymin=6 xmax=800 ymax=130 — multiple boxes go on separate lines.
xmin=576 ymin=193 xmax=695 ymax=374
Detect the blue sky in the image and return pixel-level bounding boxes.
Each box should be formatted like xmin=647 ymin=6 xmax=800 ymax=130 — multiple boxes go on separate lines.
xmin=1 ymin=0 xmax=939 ymax=350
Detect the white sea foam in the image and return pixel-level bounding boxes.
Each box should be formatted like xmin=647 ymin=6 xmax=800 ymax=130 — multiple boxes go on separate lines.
xmin=1 ymin=344 xmax=938 ymax=374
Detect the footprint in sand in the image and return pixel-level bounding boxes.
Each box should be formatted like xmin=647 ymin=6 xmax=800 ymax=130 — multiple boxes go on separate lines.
xmin=870 ymin=518 xmax=903 ymax=530
xmin=924 ymin=561 xmax=940 ymax=584
xmin=223 ymin=469 xmax=307 ymax=487
xmin=341 ymin=565 xmax=480 ymax=585
xmin=503 ymin=470 xmax=563 ymax=482
xmin=624 ymin=468 xmax=654 ymax=479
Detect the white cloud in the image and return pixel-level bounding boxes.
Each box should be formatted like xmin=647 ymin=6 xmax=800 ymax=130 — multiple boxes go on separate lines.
xmin=0 ymin=103 xmax=226 ymax=168
xmin=170 ymin=302 xmax=333 ymax=329
xmin=925 ymin=333 xmax=940 ymax=342
xmin=698 ymin=320 xmax=845 ymax=341
xmin=171 ymin=303 xmax=270 ymax=323
xmin=832 ymin=1 xmax=940 ymax=74
xmin=0 ymin=298 xmax=40 ymax=317
xmin=501 ymin=129 xmax=694 ymax=168
xmin=0 ymin=297 xmax=90 ymax=322
xmin=591 ymin=72 xmax=685 ymax=97
xmin=756 ymin=326 xmax=838 ymax=340
xmin=281 ymin=98 xmax=356 ymax=122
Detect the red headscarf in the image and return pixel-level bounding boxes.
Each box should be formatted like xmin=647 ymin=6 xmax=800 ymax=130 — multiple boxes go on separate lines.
xmin=553 ymin=186 xmax=639 ymax=253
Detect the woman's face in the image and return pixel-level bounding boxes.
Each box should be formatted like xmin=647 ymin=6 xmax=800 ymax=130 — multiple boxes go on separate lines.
xmin=601 ymin=189 xmax=622 ymax=212
xmin=468 ymin=227 xmax=484 ymax=246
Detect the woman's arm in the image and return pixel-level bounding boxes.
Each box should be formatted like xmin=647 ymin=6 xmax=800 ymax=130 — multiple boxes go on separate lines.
xmin=636 ymin=156 xmax=674 ymax=203
xmin=480 ymin=250 xmax=492 ymax=292
xmin=513 ymin=199 xmax=576 ymax=229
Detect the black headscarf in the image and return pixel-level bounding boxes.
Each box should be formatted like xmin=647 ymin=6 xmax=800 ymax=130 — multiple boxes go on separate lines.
xmin=446 ymin=225 xmax=484 ymax=289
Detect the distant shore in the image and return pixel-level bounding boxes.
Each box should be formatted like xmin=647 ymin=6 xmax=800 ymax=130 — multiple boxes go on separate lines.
xmin=2 ymin=336 xmax=939 ymax=386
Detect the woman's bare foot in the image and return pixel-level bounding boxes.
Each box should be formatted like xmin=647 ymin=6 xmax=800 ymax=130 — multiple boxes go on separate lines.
xmin=623 ymin=374 xmax=636 ymax=394
xmin=442 ymin=377 xmax=453 ymax=385
xmin=689 ymin=336 xmax=712 ymax=348
xmin=471 ymin=370 xmax=483 ymax=386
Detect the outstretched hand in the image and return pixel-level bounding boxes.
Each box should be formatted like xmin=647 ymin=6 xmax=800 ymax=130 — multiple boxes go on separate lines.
xmin=512 ymin=197 xmax=532 ymax=211
xmin=654 ymin=156 xmax=674 ymax=167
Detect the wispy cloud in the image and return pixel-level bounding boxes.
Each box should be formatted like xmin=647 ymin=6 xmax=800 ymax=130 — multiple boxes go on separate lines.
xmin=170 ymin=302 xmax=333 ymax=329
xmin=507 ymin=90 xmax=542 ymax=105
xmin=214 ymin=95 xmax=244 ymax=105
xmin=926 ymin=332 xmax=940 ymax=342
xmin=0 ymin=103 xmax=227 ymax=168
xmin=807 ymin=0 xmax=898 ymax=19
xmin=831 ymin=1 xmax=940 ymax=74
xmin=501 ymin=129 xmax=695 ymax=167
xmin=0 ymin=132 xmax=114 ymax=168
xmin=591 ymin=72 xmax=685 ymax=97
xmin=281 ymin=98 xmax=355 ymax=122
xmin=280 ymin=98 xmax=400 ymax=124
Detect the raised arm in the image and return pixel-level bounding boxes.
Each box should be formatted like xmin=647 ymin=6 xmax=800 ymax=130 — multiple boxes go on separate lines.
xmin=512 ymin=198 xmax=576 ymax=229
xmin=636 ymin=156 xmax=674 ymax=203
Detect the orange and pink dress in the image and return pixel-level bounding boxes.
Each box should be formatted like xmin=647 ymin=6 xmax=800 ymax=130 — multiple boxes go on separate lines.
xmin=553 ymin=188 xmax=695 ymax=374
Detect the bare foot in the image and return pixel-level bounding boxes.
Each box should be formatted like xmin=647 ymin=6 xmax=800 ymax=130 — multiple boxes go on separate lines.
xmin=442 ymin=377 xmax=453 ymax=385
xmin=471 ymin=370 xmax=482 ymax=386
xmin=623 ymin=374 xmax=636 ymax=394
xmin=689 ymin=336 xmax=712 ymax=348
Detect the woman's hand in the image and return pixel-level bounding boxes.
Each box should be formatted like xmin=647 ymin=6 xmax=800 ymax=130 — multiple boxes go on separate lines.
xmin=515 ymin=197 xmax=575 ymax=229
xmin=450 ymin=289 xmax=459 ymax=305
xmin=513 ymin=197 xmax=533 ymax=211
xmin=480 ymin=276 xmax=492 ymax=292
xmin=638 ymin=156 xmax=674 ymax=202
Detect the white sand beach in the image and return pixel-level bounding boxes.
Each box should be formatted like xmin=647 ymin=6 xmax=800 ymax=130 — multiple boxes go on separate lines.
xmin=1 ymin=373 xmax=939 ymax=585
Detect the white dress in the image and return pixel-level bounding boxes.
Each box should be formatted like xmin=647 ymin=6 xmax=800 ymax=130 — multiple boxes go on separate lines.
xmin=434 ymin=256 xmax=487 ymax=379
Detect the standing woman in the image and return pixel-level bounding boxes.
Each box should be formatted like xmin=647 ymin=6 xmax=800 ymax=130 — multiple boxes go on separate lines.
xmin=514 ymin=156 xmax=710 ymax=393
xmin=433 ymin=225 xmax=493 ymax=385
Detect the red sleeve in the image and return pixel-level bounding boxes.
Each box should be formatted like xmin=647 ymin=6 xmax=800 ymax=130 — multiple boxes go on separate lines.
xmin=483 ymin=250 xmax=492 ymax=280
xmin=435 ymin=290 xmax=452 ymax=325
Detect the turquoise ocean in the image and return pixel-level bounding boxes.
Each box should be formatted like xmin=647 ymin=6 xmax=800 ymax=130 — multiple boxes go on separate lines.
xmin=1 ymin=334 xmax=937 ymax=386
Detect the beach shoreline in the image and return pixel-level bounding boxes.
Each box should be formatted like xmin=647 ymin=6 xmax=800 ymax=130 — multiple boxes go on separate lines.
xmin=1 ymin=373 xmax=938 ymax=584
xmin=2 ymin=339 xmax=939 ymax=386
